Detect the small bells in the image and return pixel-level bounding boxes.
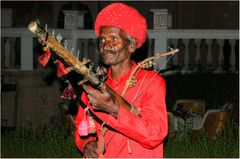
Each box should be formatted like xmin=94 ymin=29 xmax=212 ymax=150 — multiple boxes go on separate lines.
xmin=128 ymin=76 xmax=137 ymax=87
xmin=141 ymin=60 xmax=155 ymax=69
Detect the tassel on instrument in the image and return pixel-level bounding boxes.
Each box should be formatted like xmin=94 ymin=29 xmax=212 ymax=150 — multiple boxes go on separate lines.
xmin=60 ymin=82 xmax=77 ymax=100
xmin=78 ymin=112 xmax=89 ymax=136
xmin=88 ymin=116 xmax=96 ymax=134
xmin=38 ymin=50 xmax=51 ymax=67
xmin=55 ymin=60 xmax=69 ymax=77
xmin=78 ymin=108 xmax=89 ymax=136
xmin=78 ymin=108 xmax=96 ymax=136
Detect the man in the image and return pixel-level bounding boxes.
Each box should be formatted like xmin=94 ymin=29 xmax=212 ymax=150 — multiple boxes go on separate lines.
xmin=74 ymin=3 xmax=168 ymax=158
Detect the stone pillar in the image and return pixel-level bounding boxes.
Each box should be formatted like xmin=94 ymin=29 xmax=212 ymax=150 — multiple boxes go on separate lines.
xmin=199 ymin=39 xmax=208 ymax=70
xmin=151 ymin=9 xmax=168 ymax=29
xmin=63 ymin=10 xmax=86 ymax=29
xmin=154 ymin=38 xmax=168 ymax=70
xmin=1 ymin=9 xmax=13 ymax=27
xmin=211 ymin=39 xmax=220 ymax=71
xmin=150 ymin=9 xmax=169 ymax=70
xmin=21 ymin=37 xmax=33 ymax=70
xmin=188 ymin=39 xmax=197 ymax=71
xmin=2 ymin=8 xmax=13 ymax=69
xmin=63 ymin=10 xmax=86 ymax=58
xmin=3 ymin=38 xmax=11 ymax=68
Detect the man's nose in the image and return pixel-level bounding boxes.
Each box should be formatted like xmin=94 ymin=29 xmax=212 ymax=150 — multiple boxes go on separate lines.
xmin=102 ymin=40 xmax=113 ymax=51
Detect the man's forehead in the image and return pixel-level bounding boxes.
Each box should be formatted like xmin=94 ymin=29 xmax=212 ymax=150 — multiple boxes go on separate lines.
xmin=100 ymin=26 xmax=122 ymax=33
xmin=99 ymin=26 xmax=128 ymax=37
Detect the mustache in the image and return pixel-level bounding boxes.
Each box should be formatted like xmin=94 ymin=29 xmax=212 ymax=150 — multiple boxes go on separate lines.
xmin=100 ymin=50 xmax=118 ymax=56
xmin=99 ymin=43 xmax=129 ymax=57
xmin=99 ymin=43 xmax=130 ymax=57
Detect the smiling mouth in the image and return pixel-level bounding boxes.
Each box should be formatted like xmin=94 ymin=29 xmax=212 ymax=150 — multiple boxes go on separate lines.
xmin=101 ymin=51 xmax=118 ymax=58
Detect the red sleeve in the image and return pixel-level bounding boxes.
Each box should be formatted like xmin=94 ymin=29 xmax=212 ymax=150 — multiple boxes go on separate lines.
xmin=106 ymin=75 xmax=168 ymax=148
xmin=74 ymin=93 xmax=97 ymax=152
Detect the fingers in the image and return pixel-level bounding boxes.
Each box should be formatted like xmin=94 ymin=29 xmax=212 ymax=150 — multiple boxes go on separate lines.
xmin=82 ymin=85 xmax=100 ymax=108
xmin=98 ymin=83 xmax=108 ymax=94
xmin=84 ymin=141 xmax=98 ymax=158
xmin=82 ymin=84 xmax=112 ymax=111
xmin=82 ymin=83 xmax=108 ymax=97
xmin=82 ymin=85 xmax=99 ymax=95
xmin=82 ymin=84 xmax=90 ymax=94
xmin=87 ymin=94 xmax=95 ymax=107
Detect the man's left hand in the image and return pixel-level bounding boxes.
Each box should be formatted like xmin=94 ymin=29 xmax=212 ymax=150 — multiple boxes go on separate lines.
xmin=82 ymin=84 xmax=120 ymax=118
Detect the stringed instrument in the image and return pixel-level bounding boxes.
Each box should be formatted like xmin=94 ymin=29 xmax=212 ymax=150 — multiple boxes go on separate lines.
xmin=28 ymin=21 xmax=179 ymax=116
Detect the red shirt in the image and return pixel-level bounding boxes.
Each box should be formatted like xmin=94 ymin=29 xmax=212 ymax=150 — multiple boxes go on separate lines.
xmin=74 ymin=61 xmax=168 ymax=158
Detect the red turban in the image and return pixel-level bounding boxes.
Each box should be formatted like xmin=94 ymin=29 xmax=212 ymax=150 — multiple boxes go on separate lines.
xmin=95 ymin=3 xmax=147 ymax=48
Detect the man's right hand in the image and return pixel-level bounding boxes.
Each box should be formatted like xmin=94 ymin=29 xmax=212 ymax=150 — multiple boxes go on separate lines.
xmin=84 ymin=141 xmax=98 ymax=158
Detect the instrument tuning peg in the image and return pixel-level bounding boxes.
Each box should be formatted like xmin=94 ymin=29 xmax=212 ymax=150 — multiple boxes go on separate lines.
xmin=168 ymin=47 xmax=174 ymax=51
xmin=36 ymin=18 xmax=40 ymax=25
xmin=82 ymin=58 xmax=91 ymax=65
xmin=77 ymin=49 xmax=80 ymax=59
xmin=83 ymin=57 xmax=90 ymax=63
xmin=83 ymin=57 xmax=87 ymax=62
xmin=45 ymin=24 xmax=48 ymax=32
xmin=88 ymin=60 xmax=94 ymax=70
xmin=63 ymin=40 xmax=68 ymax=49
xmin=78 ymin=79 xmax=88 ymax=86
xmin=56 ymin=33 xmax=62 ymax=43
xmin=70 ymin=45 xmax=75 ymax=54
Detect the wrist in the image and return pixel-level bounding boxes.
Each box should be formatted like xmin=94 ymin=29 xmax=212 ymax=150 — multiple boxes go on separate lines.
xmin=110 ymin=103 xmax=120 ymax=118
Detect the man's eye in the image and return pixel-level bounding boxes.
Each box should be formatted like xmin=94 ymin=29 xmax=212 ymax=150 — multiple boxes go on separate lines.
xmin=112 ymin=37 xmax=117 ymax=42
xmin=99 ymin=38 xmax=105 ymax=44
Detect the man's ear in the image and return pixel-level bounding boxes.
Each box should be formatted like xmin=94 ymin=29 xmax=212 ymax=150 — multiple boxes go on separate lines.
xmin=128 ymin=39 xmax=137 ymax=53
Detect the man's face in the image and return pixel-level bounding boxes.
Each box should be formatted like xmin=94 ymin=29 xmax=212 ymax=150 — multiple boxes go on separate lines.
xmin=98 ymin=26 xmax=131 ymax=66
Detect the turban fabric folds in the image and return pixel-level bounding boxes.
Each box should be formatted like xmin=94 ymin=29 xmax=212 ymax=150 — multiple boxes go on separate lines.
xmin=95 ymin=3 xmax=147 ymax=48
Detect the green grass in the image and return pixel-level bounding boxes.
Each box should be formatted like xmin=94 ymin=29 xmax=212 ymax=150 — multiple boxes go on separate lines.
xmin=1 ymin=120 xmax=239 ymax=158
xmin=164 ymin=120 xmax=239 ymax=158
xmin=1 ymin=73 xmax=239 ymax=157
xmin=1 ymin=122 xmax=81 ymax=158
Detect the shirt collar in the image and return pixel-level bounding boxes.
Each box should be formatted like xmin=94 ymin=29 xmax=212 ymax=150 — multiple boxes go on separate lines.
xmin=107 ymin=61 xmax=137 ymax=83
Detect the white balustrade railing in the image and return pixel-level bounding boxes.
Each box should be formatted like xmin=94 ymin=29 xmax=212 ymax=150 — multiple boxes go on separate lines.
xmin=1 ymin=28 xmax=239 ymax=72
